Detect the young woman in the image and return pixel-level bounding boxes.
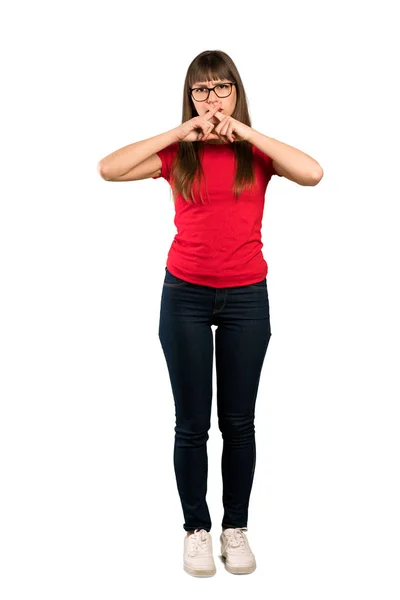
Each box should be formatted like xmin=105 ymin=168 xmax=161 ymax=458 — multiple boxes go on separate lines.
xmin=98 ymin=49 xmax=323 ymax=577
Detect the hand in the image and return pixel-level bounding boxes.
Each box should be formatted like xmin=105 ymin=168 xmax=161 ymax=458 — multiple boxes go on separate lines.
xmin=202 ymin=103 xmax=252 ymax=143
xmin=175 ymin=102 xmax=224 ymax=142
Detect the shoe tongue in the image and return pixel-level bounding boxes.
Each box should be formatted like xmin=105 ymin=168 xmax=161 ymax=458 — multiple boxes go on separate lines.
xmin=224 ymin=528 xmax=246 ymax=547
xmin=195 ymin=529 xmax=208 ymax=541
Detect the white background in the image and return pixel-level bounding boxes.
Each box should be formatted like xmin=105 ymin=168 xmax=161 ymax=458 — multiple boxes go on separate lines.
xmin=1 ymin=0 xmax=399 ymax=597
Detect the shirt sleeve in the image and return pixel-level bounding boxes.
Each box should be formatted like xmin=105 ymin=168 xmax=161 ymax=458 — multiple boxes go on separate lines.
xmin=152 ymin=142 xmax=179 ymax=182
xmin=252 ymin=144 xmax=282 ymax=178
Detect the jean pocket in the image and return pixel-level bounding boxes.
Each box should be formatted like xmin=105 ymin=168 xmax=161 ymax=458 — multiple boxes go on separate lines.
xmin=163 ymin=268 xmax=191 ymax=287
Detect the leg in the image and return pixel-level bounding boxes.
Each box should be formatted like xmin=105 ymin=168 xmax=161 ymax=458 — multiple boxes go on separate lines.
xmin=214 ymin=281 xmax=272 ymax=529
xmin=158 ymin=272 xmax=215 ymax=532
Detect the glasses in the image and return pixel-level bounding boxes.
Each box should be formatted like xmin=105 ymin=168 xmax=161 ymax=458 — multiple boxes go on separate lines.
xmin=190 ymin=82 xmax=236 ymax=102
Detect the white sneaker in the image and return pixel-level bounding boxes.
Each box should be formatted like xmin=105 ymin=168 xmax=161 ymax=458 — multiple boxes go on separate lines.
xmin=183 ymin=529 xmax=216 ymax=577
xmin=220 ymin=528 xmax=257 ymax=574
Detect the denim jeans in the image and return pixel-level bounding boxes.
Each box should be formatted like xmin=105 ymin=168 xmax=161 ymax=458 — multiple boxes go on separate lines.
xmin=158 ymin=267 xmax=272 ymax=532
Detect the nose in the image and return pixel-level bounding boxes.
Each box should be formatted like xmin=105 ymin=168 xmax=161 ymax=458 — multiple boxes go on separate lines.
xmin=208 ymin=97 xmax=222 ymax=109
xmin=208 ymin=89 xmax=221 ymax=101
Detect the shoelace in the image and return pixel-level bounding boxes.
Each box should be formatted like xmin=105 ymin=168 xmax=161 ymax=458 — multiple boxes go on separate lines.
xmin=188 ymin=529 xmax=210 ymax=555
xmin=223 ymin=528 xmax=248 ymax=549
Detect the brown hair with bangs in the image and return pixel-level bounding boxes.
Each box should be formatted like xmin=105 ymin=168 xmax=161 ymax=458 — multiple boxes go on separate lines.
xmin=169 ymin=50 xmax=257 ymax=204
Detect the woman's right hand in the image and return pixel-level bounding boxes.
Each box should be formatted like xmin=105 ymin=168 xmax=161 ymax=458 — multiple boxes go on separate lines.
xmin=175 ymin=101 xmax=223 ymax=142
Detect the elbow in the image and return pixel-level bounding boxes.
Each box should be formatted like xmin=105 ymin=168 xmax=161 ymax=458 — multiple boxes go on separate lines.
xmin=310 ymin=167 xmax=324 ymax=186
xmin=97 ymin=162 xmax=111 ymax=181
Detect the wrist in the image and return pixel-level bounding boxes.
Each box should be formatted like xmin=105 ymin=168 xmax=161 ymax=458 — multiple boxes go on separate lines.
xmin=244 ymin=125 xmax=256 ymax=143
xmin=170 ymin=126 xmax=183 ymax=143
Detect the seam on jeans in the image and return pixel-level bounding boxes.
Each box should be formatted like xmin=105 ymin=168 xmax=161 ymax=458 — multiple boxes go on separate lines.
xmin=212 ymin=290 xmax=228 ymax=314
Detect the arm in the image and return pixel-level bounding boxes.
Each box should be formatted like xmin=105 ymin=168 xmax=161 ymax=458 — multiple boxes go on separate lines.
xmin=97 ymin=127 xmax=181 ymax=181
xmin=247 ymin=128 xmax=324 ymax=186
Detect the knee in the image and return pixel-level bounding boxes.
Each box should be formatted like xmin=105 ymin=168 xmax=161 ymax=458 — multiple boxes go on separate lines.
xmin=174 ymin=420 xmax=211 ymax=447
xmin=218 ymin=416 xmax=255 ymax=443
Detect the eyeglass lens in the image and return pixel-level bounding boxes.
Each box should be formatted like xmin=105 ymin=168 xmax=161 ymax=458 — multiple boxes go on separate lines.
xmin=192 ymin=83 xmax=232 ymax=102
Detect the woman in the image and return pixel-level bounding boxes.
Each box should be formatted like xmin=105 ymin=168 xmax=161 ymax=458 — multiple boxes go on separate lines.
xmin=98 ymin=49 xmax=323 ymax=577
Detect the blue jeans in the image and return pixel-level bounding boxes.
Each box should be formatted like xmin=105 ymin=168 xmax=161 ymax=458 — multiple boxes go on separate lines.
xmin=158 ymin=267 xmax=272 ymax=532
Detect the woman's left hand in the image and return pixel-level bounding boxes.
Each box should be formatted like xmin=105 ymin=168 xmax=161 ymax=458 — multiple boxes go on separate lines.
xmin=202 ymin=107 xmax=252 ymax=143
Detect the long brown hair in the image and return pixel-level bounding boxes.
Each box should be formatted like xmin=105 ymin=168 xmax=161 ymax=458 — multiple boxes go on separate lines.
xmin=170 ymin=50 xmax=257 ymax=204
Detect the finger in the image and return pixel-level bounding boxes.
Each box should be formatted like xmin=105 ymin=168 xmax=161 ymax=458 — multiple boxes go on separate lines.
xmin=203 ymin=122 xmax=215 ymax=139
xmin=220 ymin=116 xmax=230 ymax=135
xmin=224 ymin=124 xmax=235 ymax=143
xmin=202 ymin=130 xmax=220 ymax=141
xmin=202 ymin=131 xmax=219 ymax=141
xmin=226 ymin=123 xmax=235 ymax=143
xmin=205 ymin=101 xmax=223 ymax=116
xmin=215 ymin=116 xmax=229 ymax=137
xmin=205 ymin=105 xmax=223 ymax=121
xmin=213 ymin=129 xmax=228 ymax=143
xmin=212 ymin=109 xmax=225 ymax=122
xmin=217 ymin=118 xmax=230 ymax=140
xmin=201 ymin=122 xmax=215 ymax=140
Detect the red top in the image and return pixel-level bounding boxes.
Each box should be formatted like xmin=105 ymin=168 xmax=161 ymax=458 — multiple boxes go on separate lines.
xmin=153 ymin=141 xmax=281 ymax=288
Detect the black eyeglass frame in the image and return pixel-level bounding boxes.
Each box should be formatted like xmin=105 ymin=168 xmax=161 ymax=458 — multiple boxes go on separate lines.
xmin=190 ymin=81 xmax=237 ymax=102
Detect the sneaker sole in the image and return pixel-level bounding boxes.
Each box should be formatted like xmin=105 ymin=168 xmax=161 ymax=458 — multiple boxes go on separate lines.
xmin=222 ymin=556 xmax=257 ymax=574
xmin=184 ymin=562 xmax=216 ymax=577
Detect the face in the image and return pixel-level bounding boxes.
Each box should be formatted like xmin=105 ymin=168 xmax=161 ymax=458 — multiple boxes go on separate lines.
xmin=191 ymin=78 xmax=237 ymax=144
